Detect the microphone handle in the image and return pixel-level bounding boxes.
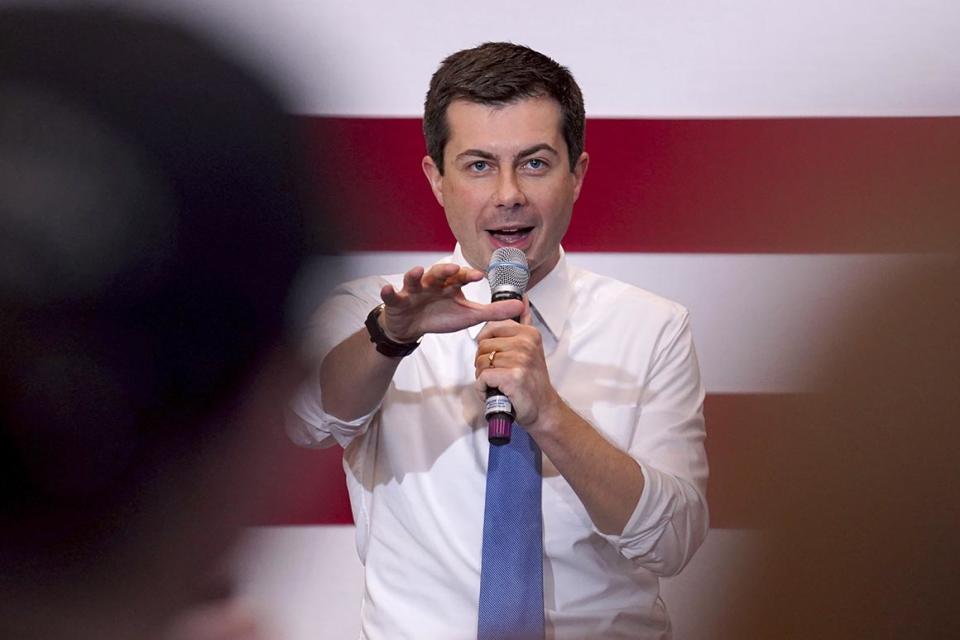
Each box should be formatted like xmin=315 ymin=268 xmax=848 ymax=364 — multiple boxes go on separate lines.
xmin=485 ymin=292 xmax=523 ymax=444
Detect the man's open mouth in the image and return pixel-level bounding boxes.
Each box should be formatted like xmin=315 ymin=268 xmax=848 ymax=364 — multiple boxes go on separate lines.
xmin=487 ymin=226 xmax=534 ymax=244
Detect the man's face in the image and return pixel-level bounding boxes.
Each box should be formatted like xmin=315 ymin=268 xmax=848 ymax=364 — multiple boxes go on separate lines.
xmin=422 ymin=96 xmax=588 ymax=289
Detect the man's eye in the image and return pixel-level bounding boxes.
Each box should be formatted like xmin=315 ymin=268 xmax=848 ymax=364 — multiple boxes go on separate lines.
xmin=470 ymin=161 xmax=489 ymax=172
xmin=525 ymin=158 xmax=545 ymax=170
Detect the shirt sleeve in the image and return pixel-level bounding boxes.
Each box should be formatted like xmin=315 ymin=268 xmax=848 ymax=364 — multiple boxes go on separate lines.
xmin=596 ymin=310 xmax=709 ymax=576
xmin=286 ymin=277 xmax=390 ymax=449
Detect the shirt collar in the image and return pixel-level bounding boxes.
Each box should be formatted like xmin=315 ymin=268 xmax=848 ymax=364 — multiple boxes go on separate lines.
xmin=447 ymin=244 xmax=572 ymax=341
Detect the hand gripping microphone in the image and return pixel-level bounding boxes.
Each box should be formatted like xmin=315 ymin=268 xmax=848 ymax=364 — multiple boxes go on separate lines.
xmin=484 ymin=247 xmax=530 ymax=444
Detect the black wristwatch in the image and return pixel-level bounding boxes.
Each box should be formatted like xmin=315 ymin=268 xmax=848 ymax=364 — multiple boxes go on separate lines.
xmin=364 ymin=304 xmax=420 ymax=358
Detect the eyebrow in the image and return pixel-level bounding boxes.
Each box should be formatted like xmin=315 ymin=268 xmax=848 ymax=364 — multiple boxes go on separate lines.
xmin=455 ymin=143 xmax=560 ymax=163
xmin=516 ymin=143 xmax=560 ymax=159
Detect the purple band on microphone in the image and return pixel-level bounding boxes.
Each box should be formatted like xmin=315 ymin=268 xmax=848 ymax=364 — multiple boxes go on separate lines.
xmin=487 ymin=414 xmax=512 ymax=444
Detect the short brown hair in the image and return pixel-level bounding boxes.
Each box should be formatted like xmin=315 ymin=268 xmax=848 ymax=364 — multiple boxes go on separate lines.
xmin=423 ymin=42 xmax=585 ymax=174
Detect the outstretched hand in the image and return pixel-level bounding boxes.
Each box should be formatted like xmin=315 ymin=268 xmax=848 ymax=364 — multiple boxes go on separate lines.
xmin=379 ymin=263 xmax=524 ymax=342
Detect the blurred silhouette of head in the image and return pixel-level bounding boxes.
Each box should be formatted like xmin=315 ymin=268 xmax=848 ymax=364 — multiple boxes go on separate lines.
xmin=713 ymin=257 xmax=960 ymax=639
xmin=0 ymin=6 xmax=309 ymax=638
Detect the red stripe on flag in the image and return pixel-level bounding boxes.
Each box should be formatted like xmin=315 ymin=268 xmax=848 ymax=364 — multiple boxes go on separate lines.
xmin=302 ymin=117 xmax=960 ymax=254
xmin=264 ymin=443 xmax=354 ymax=526
xmin=261 ymin=393 xmax=809 ymax=530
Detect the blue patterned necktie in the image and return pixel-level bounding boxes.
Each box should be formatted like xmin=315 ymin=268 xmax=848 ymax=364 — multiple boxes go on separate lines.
xmin=478 ymin=422 xmax=545 ymax=639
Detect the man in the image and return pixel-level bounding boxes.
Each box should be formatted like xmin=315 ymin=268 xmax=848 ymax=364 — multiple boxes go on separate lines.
xmin=291 ymin=42 xmax=708 ymax=639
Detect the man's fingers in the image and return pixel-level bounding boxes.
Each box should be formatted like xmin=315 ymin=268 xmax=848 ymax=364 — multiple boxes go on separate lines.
xmin=477 ymin=336 xmax=517 ymax=356
xmin=422 ymin=263 xmax=462 ymax=288
xmin=453 ymin=299 xmax=523 ymax=329
xmin=520 ymin=298 xmax=533 ymax=326
xmin=425 ymin=264 xmax=486 ymax=288
xmin=380 ymin=283 xmax=400 ymax=305
xmin=475 ymin=367 xmax=517 ymax=395
xmin=475 ymin=316 xmax=528 ymax=341
xmin=440 ymin=269 xmax=484 ymax=291
xmin=461 ymin=267 xmax=486 ymax=283
xmin=474 ymin=348 xmax=522 ymax=376
xmin=383 ymin=267 xmax=425 ymax=305
xmin=484 ymin=298 xmax=525 ymax=321
xmin=402 ymin=266 xmax=425 ymax=292
xmin=475 ymin=342 xmax=507 ymax=375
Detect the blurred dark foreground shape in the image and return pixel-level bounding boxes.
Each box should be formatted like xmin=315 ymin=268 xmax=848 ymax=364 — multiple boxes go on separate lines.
xmin=715 ymin=251 xmax=960 ymax=637
xmin=0 ymin=7 xmax=314 ymax=639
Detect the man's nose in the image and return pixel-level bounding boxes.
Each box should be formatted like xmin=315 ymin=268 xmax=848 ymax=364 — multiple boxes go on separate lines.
xmin=494 ymin=169 xmax=527 ymax=209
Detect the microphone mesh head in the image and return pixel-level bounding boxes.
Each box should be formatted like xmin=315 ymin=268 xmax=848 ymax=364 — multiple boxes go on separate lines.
xmin=487 ymin=247 xmax=530 ymax=296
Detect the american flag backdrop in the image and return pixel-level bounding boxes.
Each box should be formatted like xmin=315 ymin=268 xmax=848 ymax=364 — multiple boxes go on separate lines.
xmin=139 ymin=2 xmax=960 ymax=637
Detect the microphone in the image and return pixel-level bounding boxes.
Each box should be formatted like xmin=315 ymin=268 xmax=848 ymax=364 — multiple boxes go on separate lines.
xmin=484 ymin=247 xmax=530 ymax=444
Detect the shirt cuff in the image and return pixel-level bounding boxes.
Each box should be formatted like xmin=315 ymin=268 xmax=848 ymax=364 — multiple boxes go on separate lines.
xmin=286 ymin=369 xmax=380 ymax=448
xmin=595 ymin=462 xmax=708 ymax=575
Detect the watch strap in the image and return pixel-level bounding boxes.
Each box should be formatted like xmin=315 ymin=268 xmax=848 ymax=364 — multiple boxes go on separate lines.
xmin=365 ymin=304 xmax=420 ymax=358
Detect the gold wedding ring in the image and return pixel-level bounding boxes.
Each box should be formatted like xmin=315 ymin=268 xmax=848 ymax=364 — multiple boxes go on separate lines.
xmin=488 ymin=350 xmax=497 ymax=367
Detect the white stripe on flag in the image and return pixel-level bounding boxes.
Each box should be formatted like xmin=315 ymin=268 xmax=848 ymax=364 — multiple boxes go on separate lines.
xmin=292 ymin=251 xmax=939 ymax=393
xmin=137 ymin=1 xmax=959 ymax=117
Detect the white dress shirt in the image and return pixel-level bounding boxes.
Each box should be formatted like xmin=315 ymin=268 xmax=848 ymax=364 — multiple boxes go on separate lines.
xmin=290 ymin=245 xmax=708 ymax=640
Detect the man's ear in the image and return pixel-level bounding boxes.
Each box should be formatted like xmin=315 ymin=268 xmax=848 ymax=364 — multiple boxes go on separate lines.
xmin=422 ymin=155 xmax=444 ymax=207
xmin=571 ymin=151 xmax=589 ymax=203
